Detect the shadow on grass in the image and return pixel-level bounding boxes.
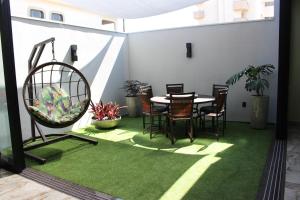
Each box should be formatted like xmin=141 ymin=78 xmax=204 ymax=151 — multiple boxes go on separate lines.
xmin=79 ymin=118 xmax=216 ymax=150
xmin=27 ymin=140 xmax=95 ymax=166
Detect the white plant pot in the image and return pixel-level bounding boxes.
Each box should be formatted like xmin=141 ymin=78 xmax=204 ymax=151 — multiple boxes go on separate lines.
xmin=251 ymin=96 xmax=269 ymax=129
xmin=125 ymin=96 xmax=140 ymax=117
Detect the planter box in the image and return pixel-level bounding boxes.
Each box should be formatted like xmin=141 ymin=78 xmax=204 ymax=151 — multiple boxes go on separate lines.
xmin=251 ymin=96 xmax=269 ymax=129
xmin=125 ymin=96 xmax=141 ymax=117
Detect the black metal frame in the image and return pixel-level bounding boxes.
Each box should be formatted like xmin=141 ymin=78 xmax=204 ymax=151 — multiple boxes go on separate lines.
xmin=23 ymin=133 xmax=97 ymax=164
xmin=0 ymin=0 xmax=25 ymax=172
xmin=22 ymin=38 xmax=97 ymax=164
xmin=276 ymin=0 xmax=291 ymax=140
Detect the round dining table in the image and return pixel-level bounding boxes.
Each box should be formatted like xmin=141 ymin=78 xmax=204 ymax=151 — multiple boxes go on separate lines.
xmin=150 ymin=94 xmax=215 ymax=105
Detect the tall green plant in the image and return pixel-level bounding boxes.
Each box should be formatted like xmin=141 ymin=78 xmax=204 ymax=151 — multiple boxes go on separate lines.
xmin=122 ymin=80 xmax=147 ymax=97
xmin=226 ymin=64 xmax=274 ymax=96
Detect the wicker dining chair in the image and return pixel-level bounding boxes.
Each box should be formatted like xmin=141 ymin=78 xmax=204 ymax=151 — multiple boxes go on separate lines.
xmin=139 ymin=85 xmax=167 ymax=138
xmin=199 ymin=84 xmax=229 ymax=128
xmin=200 ymin=88 xmax=228 ymax=140
xmin=166 ymin=83 xmax=184 ymax=94
xmin=168 ymin=92 xmax=195 ymax=144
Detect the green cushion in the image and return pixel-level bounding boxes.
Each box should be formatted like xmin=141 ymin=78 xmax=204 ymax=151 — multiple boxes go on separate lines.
xmin=28 ymin=106 xmax=53 ymax=123
xmin=28 ymin=86 xmax=88 ymax=124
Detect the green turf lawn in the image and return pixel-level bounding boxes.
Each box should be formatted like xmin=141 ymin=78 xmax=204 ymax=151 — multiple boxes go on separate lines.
xmin=27 ymin=117 xmax=273 ymax=200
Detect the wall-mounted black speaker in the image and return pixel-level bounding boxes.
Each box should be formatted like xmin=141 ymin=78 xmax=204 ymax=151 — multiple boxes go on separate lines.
xmin=186 ymin=43 xmax=192 ymax=58
xmin=71 ymin=45 xmax=78 ymax=62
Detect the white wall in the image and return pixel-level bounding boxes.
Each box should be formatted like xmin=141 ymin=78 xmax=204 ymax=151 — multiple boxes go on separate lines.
xmin=11 ymin=17 xmax=128 ymax=139
xmin=128 ymin=17 xmax=279 ymax=122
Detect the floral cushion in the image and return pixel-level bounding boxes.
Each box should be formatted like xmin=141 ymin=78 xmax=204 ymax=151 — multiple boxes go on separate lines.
xmin=28 ymin=86 xmax=88 ymax=124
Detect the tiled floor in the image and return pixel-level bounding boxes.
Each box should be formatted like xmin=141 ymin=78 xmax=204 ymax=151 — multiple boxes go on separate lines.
xmin=0 ymin=168 xmax=77 ymax=200
xmin=0 ymin=168 xmax=12 ymax=178
xmin=285 ymin=126 xmax=300 ymax=200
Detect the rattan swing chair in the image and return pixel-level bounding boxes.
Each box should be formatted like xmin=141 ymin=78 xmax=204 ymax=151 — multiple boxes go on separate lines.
xmin=23 ymin=38 xmax=97 ymax=164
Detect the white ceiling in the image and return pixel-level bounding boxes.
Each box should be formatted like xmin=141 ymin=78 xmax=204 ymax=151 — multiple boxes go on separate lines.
xmin=62 ymin=0 xmax=208 ymax=19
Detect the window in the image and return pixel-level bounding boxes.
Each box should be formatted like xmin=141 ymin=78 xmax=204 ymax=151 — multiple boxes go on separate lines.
xmin=30 ymin=9 xmax=44 ymax=19
xmin=263 ymin=1 xmax=274 ymax=19
xmin=51 ymin=13 xmax=64 ymax=22
xmin=265 ymin=1 xmax=274 ymax=7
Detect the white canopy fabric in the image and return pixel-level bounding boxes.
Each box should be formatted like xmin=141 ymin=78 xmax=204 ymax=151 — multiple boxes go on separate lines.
xmin=62 ymin=0 xmax=208 ymax=19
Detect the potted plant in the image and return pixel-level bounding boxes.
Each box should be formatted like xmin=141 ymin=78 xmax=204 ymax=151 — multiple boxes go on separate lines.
xmin=90 ymin=101 xmax=126 ymax=129
xmin=122 ymin=80 xmax=147 ymax=117
xmin=226 ymin=64 xmax=275 ymax=129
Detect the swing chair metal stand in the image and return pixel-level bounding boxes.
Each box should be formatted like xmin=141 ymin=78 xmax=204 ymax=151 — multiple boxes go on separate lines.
xmin=24 ymin=131 xmax=98 ymax=164
xmin=24 ymin=37 xmax=97 ymax=164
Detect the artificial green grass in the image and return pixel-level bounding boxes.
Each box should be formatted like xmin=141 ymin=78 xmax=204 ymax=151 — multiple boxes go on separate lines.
xmin=27 ymin=117 xmax=273 ymax=200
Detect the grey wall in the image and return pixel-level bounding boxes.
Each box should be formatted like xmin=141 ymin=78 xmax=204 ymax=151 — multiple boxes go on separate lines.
xmin=128 ymin=18 xmax=279 ymax=123
xmin=288 ymin=0 xmax=300 ymax=123
xmin=11 ymin=17 xmax=129 ymax=139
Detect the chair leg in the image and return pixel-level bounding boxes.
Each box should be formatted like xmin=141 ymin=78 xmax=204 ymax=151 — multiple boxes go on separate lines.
xmin=185 ymin=121 xmax=189 ymax=136
xmin=197 ymin=116 xmax=200 ymax=130
xmin=162 ymin=115 xmax=167 ymax=136
xmin=223 ymin=114 xmax=225 ymax=136
xmin=224 ymin=110 xmax=227 ymax=129
xmin=169 ymin=120 xmax=175 ymax=144
xmin=142 ymin=114 xmax=146 ymax=134
xmin=212 ymin=117 xmax=215 ymax=131
xmin=198 ymin=115 xmax=201 ymax=130
xmin=216 ymin=116 xmax=220 ymax=140
xmin=165 ymin=116 xmax=170 ymax=138
xmin=189 ymin=119 xmax=194 ymax=143
xmin=158 ymin=115 xmax=162 ymax=130
xmin=202 ymin=115 xmax=206 ymax=130
xmin=193 ymin=119 xmax=196 ymax=139
xmin=150 ymin=116 xmax=154 ymax=139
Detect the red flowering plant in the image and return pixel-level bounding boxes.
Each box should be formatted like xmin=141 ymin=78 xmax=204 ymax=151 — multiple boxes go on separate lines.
xmin=90 ymin=101 xmax=126 ymax=121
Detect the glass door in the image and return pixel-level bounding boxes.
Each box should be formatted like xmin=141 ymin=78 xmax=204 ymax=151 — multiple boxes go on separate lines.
xmin=0 ymin=0 xmax=25 ymax=172
xmin=0 ymin=33 xmax=14 ymax=162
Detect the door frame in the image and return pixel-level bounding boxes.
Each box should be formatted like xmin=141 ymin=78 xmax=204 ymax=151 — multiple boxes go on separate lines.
xmin=0 ymin=0 xmax=293 ymax=171
xmin=276 ymin=0 xmax=291 ymax=139
xmin=0 ymin=0 xmax=25 ymax=172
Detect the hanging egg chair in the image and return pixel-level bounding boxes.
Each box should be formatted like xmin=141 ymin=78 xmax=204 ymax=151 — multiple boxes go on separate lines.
xmin=22 ymin=37 xmax=97 ymax=164
xmin=23 ymin=61 xmax=91 ymax=128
